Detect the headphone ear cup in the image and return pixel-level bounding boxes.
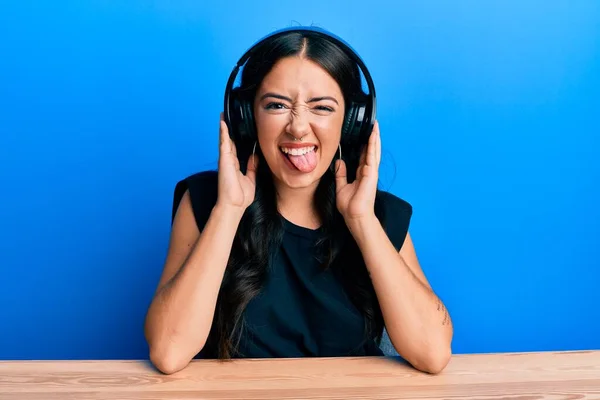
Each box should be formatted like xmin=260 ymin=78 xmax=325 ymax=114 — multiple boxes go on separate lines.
xmin=353 ymin=102 xmax=369 ymax=146
xmin=228 ymin=88 xmax=257 ymax=144
xmin=342 ymin=101 xmax=371 ymax=146
xmin=228 ymin=88 xmax=244 ymax=144
xmin=240 ymin=98 xmax=256 ymax=141
xmin=342 ymin=102 xmax=358 ymax=139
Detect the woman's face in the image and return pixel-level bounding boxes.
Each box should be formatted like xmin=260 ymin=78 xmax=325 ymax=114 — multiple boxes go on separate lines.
xmin=253 ymin=56 xmax=345 ymax=190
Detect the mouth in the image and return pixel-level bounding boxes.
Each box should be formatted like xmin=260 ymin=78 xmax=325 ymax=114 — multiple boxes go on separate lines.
xmin=279 ymin=145 xmax=318 ymax=173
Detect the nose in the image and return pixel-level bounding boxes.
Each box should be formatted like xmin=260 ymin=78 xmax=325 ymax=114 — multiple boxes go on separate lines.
xmin=285 ymin=106 xmax=310 ymax=140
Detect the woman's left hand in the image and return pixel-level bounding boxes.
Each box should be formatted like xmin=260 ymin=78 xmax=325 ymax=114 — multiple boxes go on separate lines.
xmin=335 ymin=121 xmax=381 ymax=226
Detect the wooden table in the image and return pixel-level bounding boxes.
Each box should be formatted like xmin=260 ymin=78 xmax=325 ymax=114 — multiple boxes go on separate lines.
xmin=1 ymin=350 xmax=599 ymax=399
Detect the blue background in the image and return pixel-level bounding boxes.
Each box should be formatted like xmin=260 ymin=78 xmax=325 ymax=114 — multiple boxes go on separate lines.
xmin=1 ymin=1 xmax=598 ymax=360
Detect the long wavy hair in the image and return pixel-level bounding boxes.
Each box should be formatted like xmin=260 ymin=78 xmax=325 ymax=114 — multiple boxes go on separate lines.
xmin=207 ymin=30 xmax=386 ymax=359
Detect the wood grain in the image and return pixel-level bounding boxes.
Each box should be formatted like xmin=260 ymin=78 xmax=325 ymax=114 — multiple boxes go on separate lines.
xmin=1 ymin=351 xmax=599 ymax=399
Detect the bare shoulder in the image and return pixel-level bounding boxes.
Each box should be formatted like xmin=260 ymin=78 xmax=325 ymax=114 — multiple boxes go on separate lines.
xmin=376 ymin=190 xmax=431 ymax=288
xmin=151 ymin=170 xmax=218 ymax=294
xmin=154 ymin=189 xmax=201 ymax=294
xmin=170 ymin=189 xmax=201 ymax=254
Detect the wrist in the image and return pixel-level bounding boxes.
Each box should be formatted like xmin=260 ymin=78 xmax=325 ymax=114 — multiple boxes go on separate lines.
xmin=212 ymin=203 xmax=246 ymax=223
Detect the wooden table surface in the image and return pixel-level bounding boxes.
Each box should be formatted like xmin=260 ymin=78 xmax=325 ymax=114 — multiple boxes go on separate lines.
xmin=1 ymin=350 xmax=599 ymax=399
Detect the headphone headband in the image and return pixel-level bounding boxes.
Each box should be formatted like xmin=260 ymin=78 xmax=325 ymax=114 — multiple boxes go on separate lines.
xmin=224 ymin=26 xmax=376 ymax=149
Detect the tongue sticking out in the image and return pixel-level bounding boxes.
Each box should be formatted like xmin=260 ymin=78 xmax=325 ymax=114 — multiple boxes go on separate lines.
xmin=287 ymin=150 xmax=318 ymax=173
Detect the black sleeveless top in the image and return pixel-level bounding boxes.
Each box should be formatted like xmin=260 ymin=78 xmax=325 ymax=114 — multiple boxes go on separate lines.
xmin=172 ymin=170 xmax=413 ymax=358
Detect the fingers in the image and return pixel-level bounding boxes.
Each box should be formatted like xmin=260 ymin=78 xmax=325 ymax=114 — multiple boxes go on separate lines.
xmin=246 ymin=154 xmax=258 ymax=183
xmin=359 ymin=145 xmax=367 ymax=166
xmin=219 ymin=113 xmax=240 ymax=160
xmin=374 ymin=121 xmax=381 ymax=166
xmin=366 ymin=121 xmax=378 ymax=167
xmin=335 ymin=159 xmax=347 ymax=190
xmin=231 ymin=135 xmax=238 ymax=158
xmin=219 ymin=116 xmax=232 ymax=156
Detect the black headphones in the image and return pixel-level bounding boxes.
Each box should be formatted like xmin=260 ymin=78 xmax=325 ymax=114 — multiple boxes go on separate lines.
xmin=223 ymin=26 xmax=377 ymax=150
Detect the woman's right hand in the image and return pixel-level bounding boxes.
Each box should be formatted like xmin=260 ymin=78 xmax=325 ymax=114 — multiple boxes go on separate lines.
xmin=216 ymin=113 xmax=258 ymax=212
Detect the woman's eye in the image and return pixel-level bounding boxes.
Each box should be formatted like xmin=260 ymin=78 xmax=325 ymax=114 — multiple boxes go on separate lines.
xmin=265 ymin=102 xmax=286 ymax=110
xmin=264 ymin=102 xmax=334 ymax=112
xmin=315 ymin=106 xmax=334 ymax=112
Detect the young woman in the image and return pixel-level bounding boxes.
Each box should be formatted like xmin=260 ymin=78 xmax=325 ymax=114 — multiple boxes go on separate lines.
xmin=144 ymin=27 xmax=453 ymax=375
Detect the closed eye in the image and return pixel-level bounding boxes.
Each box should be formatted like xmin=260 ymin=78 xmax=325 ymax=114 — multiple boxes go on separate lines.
xmin=264 ymin=102 xmax=334 ymax=113
xmin=315 ymin=105 xmax=334 ymax=112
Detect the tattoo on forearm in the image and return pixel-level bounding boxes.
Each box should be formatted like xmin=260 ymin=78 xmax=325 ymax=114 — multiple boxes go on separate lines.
xmin=437 ymin=298 xmax=450 ymax=326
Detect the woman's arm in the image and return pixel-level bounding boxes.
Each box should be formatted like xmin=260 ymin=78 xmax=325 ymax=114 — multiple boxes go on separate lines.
xmin=144 ymin=191 xmax=244 ymax=374
xmin=347 ymin=219 xmax=453 ymax=374
xmin=335 ymin=121 xmax=452 ymax=374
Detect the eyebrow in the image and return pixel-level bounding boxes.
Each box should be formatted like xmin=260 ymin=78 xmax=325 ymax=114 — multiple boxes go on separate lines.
xmin=260 ymin=92 xmax=339 ymax=105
